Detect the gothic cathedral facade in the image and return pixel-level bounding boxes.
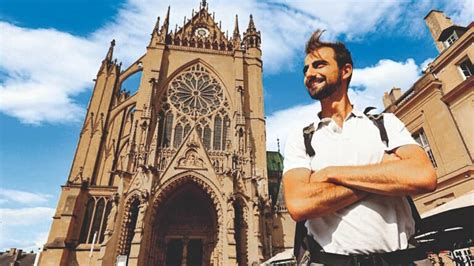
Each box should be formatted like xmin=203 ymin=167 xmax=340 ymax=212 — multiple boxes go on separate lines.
xmin=39 ymin=1 xmax=294 ymax=265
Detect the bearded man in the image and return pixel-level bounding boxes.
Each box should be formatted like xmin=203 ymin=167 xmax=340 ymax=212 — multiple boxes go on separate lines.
xmin=283 ymin=30 xmax=437 ymax=265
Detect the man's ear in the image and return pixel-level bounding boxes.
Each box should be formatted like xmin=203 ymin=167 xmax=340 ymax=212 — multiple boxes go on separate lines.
xmin=341 ymin=63 xmax=353 ymax=80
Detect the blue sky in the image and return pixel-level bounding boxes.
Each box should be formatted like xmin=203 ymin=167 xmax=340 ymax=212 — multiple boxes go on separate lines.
xmin=0 ymin=0 xmax=472 ymax=252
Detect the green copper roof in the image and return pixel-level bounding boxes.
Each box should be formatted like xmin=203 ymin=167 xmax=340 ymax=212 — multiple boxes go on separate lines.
xmin=267 ymin=151 xmax=284 ymax=172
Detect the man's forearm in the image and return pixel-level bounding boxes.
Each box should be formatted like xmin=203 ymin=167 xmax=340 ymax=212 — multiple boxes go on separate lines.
xmin=283 ymin=168 xmax=367 ymax=221
xmin=294 ymin=181 xmax=367 ymax=220
xmin=323 ymin=145 xmax=437 ymax=196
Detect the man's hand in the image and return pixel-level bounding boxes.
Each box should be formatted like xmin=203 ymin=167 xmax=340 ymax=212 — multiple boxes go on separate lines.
xmin=381 ymin=152 xmax=401 ymax=163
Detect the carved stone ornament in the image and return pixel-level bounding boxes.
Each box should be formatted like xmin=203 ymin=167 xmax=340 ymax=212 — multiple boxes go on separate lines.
xmin=177 ymin=149 xmax=206 ymax=169
xmin=126 ymin=165 xmax=152 ymax=195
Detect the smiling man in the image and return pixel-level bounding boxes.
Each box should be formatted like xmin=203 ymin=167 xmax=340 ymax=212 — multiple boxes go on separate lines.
xmin=283 ymin=30 xmax=437 ymax=265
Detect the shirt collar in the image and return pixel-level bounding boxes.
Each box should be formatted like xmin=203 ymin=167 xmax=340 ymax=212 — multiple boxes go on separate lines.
xmin=315 ymin=106 xmax=364 ymax=129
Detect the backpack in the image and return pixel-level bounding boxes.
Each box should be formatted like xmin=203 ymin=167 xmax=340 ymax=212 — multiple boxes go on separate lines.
xmin=293 ymin=107 xmax=422 ymax=264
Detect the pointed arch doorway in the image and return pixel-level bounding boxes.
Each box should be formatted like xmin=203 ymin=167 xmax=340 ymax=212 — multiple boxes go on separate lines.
xmin=149 ymin=179 xmax=219 ymax=265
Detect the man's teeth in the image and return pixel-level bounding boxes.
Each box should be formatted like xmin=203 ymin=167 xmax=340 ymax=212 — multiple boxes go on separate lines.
xmin=311 ymin=78 xmax=324 ymax=85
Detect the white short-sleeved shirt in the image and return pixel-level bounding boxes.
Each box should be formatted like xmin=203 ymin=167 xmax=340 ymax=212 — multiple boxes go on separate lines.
xmin=283 ymin=108 xmax=419 ymax=255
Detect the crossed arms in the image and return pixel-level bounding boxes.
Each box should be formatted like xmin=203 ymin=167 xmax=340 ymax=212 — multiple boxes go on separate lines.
xmin=283 ymin=144 xmax=437 ymax=221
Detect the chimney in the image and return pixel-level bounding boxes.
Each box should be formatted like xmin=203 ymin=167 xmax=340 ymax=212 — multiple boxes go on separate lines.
xmin=424 ymin=10 xmax=454 ymax=52
xmin=13 ymin=249 xmax=22 ymax=261
xmin=383 ymin=87 xmax=402 ymax=109
xmin=8 ymin=248 xmax=17 ymax=256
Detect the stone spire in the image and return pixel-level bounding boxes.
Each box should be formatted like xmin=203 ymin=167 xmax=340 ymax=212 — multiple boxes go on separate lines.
xmin=248 ymin=14 xmax=256 ymax=32
xmin=149 ymin=16 xmax=162 ymax=45
xmin=243 ymin=14 xmax=261 ymax=49
xmin=153 ymin=16 xmax=160 ymax=33
xmin=201 ymin=0 xmax=208 ymax=10
xmin=160 ymin=6 xmax=170 ymax=36
xmin=105 ymin=39 xmax=115 ymax=61
xmin=232 ymin=15 xmax=241 ymax=48
xmin=233 ymin=15 xmax=240 ymax=38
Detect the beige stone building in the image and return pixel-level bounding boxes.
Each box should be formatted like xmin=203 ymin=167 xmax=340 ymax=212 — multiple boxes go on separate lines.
xmin=383 ymin=10 xmax=473 ymax=265
xmin=383 ymin=10 xmax=473 ymax=214
xmin=39 ymin=1 xmax=294 ymax=265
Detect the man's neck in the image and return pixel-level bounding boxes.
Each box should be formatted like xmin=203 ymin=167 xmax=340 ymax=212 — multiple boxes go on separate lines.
xmin=319 ymin=88 xmax=352 ymax=127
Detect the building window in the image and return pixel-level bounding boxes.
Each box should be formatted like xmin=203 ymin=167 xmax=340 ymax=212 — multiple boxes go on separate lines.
xmin=413 ymin=129 xmax=437 ymax=168
xmin=213 ymin=116 xmax=222 ymax=150
xmin=203 ymin=126 xmax=211 ymax=150
xmin=222 ymin=116 xmax=230 ymax=150
xmin=444 ymin=31 xmax=458 ymax=48
xmin=458 ymin=58 xmax=473 ymax=79
xmin=173 ymin=124 xmax=183 ymax=148
xmin=79 ymin=197 xmax=112 ymax=244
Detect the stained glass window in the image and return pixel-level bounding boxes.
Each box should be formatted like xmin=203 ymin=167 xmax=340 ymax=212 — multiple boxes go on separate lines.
xmin=168 ymin=65 xmax=224 ymax=117
xmin=223 ymin=116 xmax=230 ymax=151
xmin=184 ymin=124 xmax=191 ymax=138
xmin=90 ymin=198 xmax=105 ymax=243
xmin=174 ymin=124 xmax=183 ymax=148
xmin=79 ymin=199 xmax=94 ymax=243
xmin=162 ymin=112 xmax=174 ymax=148
xmin=79 ymin=197 xmax=112 ymax=244
xmin=213 ymin=116 xmax=222 ymax=150
xmin=203 ymin=126 xmax=211 ymax=150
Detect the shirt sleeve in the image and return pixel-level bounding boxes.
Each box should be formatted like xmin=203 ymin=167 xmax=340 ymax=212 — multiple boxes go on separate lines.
xmin=383 ymin=113 xmax=420 ymax=151
xmin=283 ymin=127 xmax=312 ymax=174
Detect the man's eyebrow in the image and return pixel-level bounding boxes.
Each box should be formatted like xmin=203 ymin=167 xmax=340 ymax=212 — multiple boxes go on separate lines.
xmin=304 ymin=59 xmax=327 ymax=66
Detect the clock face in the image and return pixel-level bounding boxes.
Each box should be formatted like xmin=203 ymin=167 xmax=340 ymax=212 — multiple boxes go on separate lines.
xmin=195 ymin=27 xmax=210 ymax=38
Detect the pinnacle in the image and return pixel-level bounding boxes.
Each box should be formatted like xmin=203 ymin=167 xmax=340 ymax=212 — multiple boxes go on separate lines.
xmin=154 ymin=16 xmax=160 ymax=31
xmin=248 ymin=14 xmax=256 ymax=31
xmin=105 ymin=39 xmax=115 ymax=61
xmin=233 ymin=14 xmax=240 ymax=36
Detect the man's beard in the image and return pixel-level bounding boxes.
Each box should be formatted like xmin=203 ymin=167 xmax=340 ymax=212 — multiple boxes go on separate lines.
xmin=306 ymin=73 xmax=342 ymax=100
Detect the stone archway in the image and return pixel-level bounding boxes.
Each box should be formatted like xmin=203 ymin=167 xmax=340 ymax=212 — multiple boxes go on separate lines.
xmin=147 ymin=179 xmax=220 ymax=265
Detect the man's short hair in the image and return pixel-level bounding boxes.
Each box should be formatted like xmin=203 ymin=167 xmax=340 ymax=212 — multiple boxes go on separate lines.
xmin=305 ymin=29 xmax=353 ymax=72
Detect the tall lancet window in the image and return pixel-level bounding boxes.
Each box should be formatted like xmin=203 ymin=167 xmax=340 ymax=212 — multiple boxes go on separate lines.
xmin=158 ymin=111 xmax=174 ymax=148
xmin=79 ymin=197 xmax=112 ymax=244
xmin=213 ymin=116 xmax=222 ymax=150
xmin=184 ymin=124 xmax=191 ymax=139
xmin=203 ymin=125 xmax=212 ymax=150
xmin=223 ymin=116 xmax=230 ymax=150
xmin=173 ymin=124 xmax=183 ymax=148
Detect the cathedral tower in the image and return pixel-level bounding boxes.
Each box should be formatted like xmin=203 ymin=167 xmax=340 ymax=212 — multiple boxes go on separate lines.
xmin=40 ymin=1 xmax=274 ymax=265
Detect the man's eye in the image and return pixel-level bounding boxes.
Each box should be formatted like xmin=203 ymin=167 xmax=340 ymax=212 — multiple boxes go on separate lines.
xmin=303 ymin=65 xmax=309 ymax=74
xmin=312 ymin=62 xmax=324 ymax=68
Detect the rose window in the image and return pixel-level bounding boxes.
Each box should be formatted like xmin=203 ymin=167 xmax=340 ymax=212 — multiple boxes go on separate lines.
xmin=168 ymin=66 xmax=224 ymax=117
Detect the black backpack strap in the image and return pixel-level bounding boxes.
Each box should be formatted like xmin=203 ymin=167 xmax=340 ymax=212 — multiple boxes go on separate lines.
xmin=303 ymin=123 xmax=316 ymax=157
xmin=364 ymin=107 xmax=422 ymax=237
xmin=293 ymin=220 xmax=308 ymax=262
xmin=406 ymin=196 xmax=422 ymax=234
xmin=293 ymin=123 xmax=317 ymax=263
xmin=364 ymin=107 xmax=389 ymax=147
xmin=294 ymin=220 xmax=324 ymax=264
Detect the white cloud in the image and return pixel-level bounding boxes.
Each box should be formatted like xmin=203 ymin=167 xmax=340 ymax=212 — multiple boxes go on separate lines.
xmin=0 ymin=189 xmax=53 ymax=205
xmin=266 ymin=101 xmax=320 ymax=152
xmin=0 ymin=230 xmax=50 ymax=252
xmin=350 ymin=58 xmax=421 ymax=111
xmin=1 ymin=0 xmax=472 ymax=124
xmin=445 ymin=0 xmax=474 ymax=26
xmin=0 ymin=207 xmax=55 ymax=226
xmin=266 ymin=58 xmax=423 ymax=152
xmin=0 ymin=22 xmax=100 ymax=124
xmin=0 ymin=194 xmax=54 ymax=251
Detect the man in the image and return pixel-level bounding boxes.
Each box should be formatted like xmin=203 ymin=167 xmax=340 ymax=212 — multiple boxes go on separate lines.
xmin=283 ymin=30 xmax=437 ymax=265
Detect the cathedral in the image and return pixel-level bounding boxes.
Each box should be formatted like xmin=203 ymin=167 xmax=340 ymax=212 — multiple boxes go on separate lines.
xmin=39 ymin=1 xmax=295 ymax=265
